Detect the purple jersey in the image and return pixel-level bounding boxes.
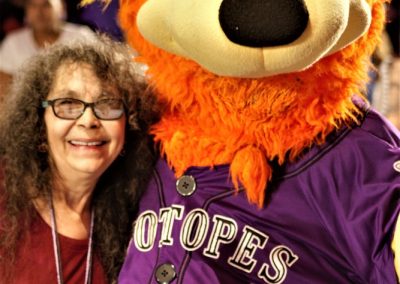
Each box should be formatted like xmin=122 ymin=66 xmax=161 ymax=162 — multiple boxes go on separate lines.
xmin=119 ymin=109 xmax=400 ymax=283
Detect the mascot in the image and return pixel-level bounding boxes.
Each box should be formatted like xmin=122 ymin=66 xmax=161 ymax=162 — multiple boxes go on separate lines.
xmin=86 ymin=0 xmax=399 ymax=282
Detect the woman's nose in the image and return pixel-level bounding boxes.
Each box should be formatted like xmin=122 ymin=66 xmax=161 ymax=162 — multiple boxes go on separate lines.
xmin=77 ymin=106 xmax=100 ymax=128
xmin=219 ymin=0 xmax=309 ymax=47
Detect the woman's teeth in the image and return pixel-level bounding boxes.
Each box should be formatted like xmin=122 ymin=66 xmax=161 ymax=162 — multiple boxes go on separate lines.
xmin=70 ymin=141 xmax=105 ymax=146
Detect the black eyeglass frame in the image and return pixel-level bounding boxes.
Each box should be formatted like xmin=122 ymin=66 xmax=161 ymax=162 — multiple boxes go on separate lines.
xmin=41 ymin=98 xmax=126 ymax=121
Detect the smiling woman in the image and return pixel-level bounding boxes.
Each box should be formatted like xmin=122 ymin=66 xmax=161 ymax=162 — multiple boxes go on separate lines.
xmin=43 ymin=62 xmax=127 ymax=182
xmin=0 ymin=36 xmax=160 ymax=283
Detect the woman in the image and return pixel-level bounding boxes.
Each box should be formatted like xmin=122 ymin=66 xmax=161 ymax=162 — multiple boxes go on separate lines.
xmin=0 ymin=36 xmax=159 ymax=283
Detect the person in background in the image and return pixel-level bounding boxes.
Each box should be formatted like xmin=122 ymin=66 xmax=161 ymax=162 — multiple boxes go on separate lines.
xmin=0 ymin=36 xmax=159 ymax=283
xmin=0 ymin=0 xmax=96 ymax=96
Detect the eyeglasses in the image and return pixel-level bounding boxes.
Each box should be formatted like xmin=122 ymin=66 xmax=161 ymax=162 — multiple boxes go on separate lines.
xmin=42 ymin=98 xmax=125 ymax=120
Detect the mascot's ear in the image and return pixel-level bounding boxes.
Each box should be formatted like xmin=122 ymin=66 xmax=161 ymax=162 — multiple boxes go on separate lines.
xmin=327 ymin=0 xmax=371 ymax=55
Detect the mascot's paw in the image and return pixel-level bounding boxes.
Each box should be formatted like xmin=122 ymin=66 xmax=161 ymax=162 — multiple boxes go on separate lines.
xmin=231 ymin=145 xmax=272 ymax=207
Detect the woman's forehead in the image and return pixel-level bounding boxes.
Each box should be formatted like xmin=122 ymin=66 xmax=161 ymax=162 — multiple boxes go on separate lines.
xmin=54 ymin=61 xmax=95 ymax=77
xmin=50 ymin=62 xmax=119 ymax=98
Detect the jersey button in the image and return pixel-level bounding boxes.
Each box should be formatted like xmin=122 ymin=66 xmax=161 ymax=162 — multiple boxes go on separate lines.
xmin=394 ymin=160 xmax=400 ymax=173
xmin=155 ymin=263 xmax=177 ymax=284
xmin=176 ymin=175 xmax=197 ymax=196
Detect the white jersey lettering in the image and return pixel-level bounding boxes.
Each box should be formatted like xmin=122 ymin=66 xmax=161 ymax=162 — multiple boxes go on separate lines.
xmin=257 ymin=245 xmax=299 ymax=284
xmin=228 ymin=225 xmax=269 ymax=273
xmin=131 ymin=205 xmax=299 ymax=281
xmin=159 ymin=205 xmax=184 ymax=247
xmin=203 ymin=215 xmax=238 ymax=259
xmin=134 ymin=210 xmax=158 ymax=252
xmin=180 ymin=209 xmax=209 ymax=251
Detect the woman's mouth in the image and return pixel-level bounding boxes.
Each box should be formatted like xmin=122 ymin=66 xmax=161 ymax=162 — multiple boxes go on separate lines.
xmin=69 ymin=140 xmax=107 ymax=146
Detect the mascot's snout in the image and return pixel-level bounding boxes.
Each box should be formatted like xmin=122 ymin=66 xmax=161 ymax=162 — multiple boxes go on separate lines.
xmin=137 ymin=0 xmax=371 ymax=78
xmin=219 ymin=0 xmax=309 ymax=47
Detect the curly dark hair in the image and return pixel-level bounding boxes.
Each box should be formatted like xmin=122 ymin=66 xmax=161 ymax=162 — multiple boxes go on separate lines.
xmin=0 ymin=36 xmax=160 ymax=283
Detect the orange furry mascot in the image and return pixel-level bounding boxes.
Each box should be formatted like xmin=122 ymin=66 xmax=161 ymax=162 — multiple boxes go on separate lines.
xmin=86 ymin=0 xmax=399 ymax=282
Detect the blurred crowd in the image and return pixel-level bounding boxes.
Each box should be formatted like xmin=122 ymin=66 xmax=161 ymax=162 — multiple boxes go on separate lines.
xmin=0 ymin=0 xmax=123 ymax=42
xmin=0 ymin=0 xmax=125 ymax=97
xmin=368 ymin=0 xmax=400 ymax=128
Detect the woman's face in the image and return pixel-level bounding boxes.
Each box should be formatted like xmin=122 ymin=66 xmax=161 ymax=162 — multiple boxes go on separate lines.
xmin=44 ymin=62 xmax=126 ymax=181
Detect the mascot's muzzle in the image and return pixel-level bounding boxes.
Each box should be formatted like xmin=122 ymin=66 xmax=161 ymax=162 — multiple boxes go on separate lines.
xmin=219 ymin=0 xmax=309 ymax=47
xmin=137 ymin=0 xmax=371 ymax=78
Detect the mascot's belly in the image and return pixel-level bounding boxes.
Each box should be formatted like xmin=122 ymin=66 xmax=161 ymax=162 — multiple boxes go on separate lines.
xmin=119 ymin=109 xmax=399 ymax=284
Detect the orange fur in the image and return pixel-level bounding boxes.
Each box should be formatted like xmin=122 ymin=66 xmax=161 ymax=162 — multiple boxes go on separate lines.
xmin=119 ymin=0 xmax=387 ymax=207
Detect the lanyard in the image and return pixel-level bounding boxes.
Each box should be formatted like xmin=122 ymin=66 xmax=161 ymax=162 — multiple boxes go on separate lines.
xmin=49 ymin=199 xmax=94 ymax=284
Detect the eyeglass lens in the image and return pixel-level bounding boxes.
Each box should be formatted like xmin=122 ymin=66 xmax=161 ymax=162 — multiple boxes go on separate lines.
xmin=53 ymin=98 xmax=124 ymax=120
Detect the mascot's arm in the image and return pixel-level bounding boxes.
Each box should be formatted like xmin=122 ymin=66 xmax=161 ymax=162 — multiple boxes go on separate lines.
xmin=393 ymin=215 xmax=400 ymax=278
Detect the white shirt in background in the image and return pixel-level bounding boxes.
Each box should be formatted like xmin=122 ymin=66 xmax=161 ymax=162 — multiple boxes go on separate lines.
xmin=0 ymin=23 xmax=96 ymax=75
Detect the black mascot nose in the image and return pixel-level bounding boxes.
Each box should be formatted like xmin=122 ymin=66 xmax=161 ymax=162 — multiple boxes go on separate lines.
xmin=219 ymin=0 xmax=309 ymax=47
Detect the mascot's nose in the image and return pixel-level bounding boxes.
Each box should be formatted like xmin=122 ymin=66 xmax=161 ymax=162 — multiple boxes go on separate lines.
xmin=219 ymin=0 xmax=309 ymax=47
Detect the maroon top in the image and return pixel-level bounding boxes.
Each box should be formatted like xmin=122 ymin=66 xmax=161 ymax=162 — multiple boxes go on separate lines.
xmin=0 ymin=160 xmax=107 ymax=283
xmin=6 ymin=212 xmax=108 ymax=284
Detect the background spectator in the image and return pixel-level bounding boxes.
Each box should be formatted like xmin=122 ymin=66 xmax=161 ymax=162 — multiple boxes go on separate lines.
xmin=0 ymin=0 xmax=96 ymax=97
